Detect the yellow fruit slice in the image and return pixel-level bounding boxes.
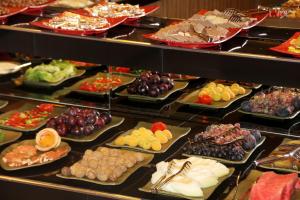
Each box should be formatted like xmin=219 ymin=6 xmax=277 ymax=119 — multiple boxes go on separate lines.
xmin=131 ymin=129 xmax=141 ymax=137
xmin=151 ymin=140 xmax=162 ymax=151
xmin=231 ymin=87 xmax=240 ymax=95
xmin=216 ymin=86 xmax=223 ymax=93
xmin=141 ymin=140 xmax=151 ymax=150
xmin=238 ymin=87 xmax=246 ymax=95
xmin=127 ymin=137 xmax=138 ymax=147
xmin=212 ymin=93 xmax=222 ymax=102
xmin=227 ymin=88 xmax=236 ymax=99
xmin=221 ymin=91 xmax=231 ymax=101
xmin=217 ymin=84 xmax=225 ymax=89
xmin=114 ymin=136 xmax=126 ymax=146
xmin=207 ymin=82 xmax=216 ymax=88
xmin=231 ymin=83 xmax=240 ymax=88
xmin=162 ymin=129 xmax=173 ymax=139
xmin=155 ymin=131 xmax=168 ymax=144
xmin=123 ymin=135 xmax=132 ymax=145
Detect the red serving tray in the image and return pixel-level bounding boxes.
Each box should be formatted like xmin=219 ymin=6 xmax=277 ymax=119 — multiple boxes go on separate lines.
xmin=0 ymin=7 xmax=28 ymax=20
xmin=270 ymin=32 xmax=300 ymax=58
xmin=197 ymin=9 xmax=268 ymax=30
xmin=72 ymin=4 xmax=159 ymax=23
xmin=30 ymin=15 xmax=127 ymax=36
xmin=144 ymin=27 xmax=241 ymax=49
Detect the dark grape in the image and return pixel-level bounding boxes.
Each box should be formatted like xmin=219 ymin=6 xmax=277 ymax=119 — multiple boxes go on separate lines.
xmin=167 ymin=81 xmax=174 ymax=90
xmin=293 ymin=96 xmax=300 ymax=109
xmin=56 ymin=116 xmax=64 ymax=124
xmin=276 ymin=106 xmax=293 ymax=117
xmin=149 ymin=74 xmax=160 ymax=84
xmin=86 ymin=114 xmax=96 ymax=125
xmin=47 ymin=118 xmax=56 ymax=128
xmin=95 ymin=117 xmax=105 ymax=128
xmin=242 ymin=134 xmax=256 ymax=151
xmin=137 ymin=84 xmax=149 ymax=95
xmin=250 ymin=130 xmax=261 ymax=142
xmin=100 ymin=112 xmax=112 ymax=124
xmin=76 ymin=116 xmax=85 ymax=127
xmin=71 ymin=126 xmax=81 ymax=136
xmin=241 ymin=101 xmax=252 ymax=112
xmin=57 ymin=124 xmax=67 ymax=136
xmin=68 ymin=116 xmax=76 ymax=126
xmin=160 ymin=76 xmax=171 ymax=84
xmin=148 ymin=88 xmax=160 ymax=97
xmin=159 ymin=84 xmax=168 ymax=94
xmin=84 ymin=125 xmax=94 ymax=135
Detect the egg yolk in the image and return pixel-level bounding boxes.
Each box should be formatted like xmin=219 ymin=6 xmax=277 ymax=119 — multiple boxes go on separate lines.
xmin=39 ymin=133 xmax=55 ymax=147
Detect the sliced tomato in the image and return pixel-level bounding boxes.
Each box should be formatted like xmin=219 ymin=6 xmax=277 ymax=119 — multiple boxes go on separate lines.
xmin=197 ymin=95 xmax=212 ymax=105
xmin=37 ymin=104 xmax=54 ymax=112
xmin=151 ymin=122 xmax=167 ymax=133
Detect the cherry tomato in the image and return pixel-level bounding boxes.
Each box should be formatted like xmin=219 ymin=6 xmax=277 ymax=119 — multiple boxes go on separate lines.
xmin=37 ymin=104 xmax=54 ymax=112
xmin=151 ymin=122 xmax=167 ymax=133
xmin=197 ymin=95 xmax=212 ymax=105
xmin=115 ymin=67 xmax=131 ymax=73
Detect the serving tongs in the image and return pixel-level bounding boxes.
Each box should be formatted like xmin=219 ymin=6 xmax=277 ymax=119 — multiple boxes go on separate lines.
xmin=255 ymin=146 xmax=300 ymax=166
xmin=152 ymin=161 xmax=192 ymax=193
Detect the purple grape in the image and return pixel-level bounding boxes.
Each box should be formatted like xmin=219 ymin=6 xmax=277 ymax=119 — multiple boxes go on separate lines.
xmin=95 ymin=117 xmax=105 ymax=128
xmin=79 ymin=126 xmax=85 ymax=135
xmin=66 ymin=107 xmax=77 ymax=116
xmin=159 ymin=84 xmax=168 ymax=94
xmin=47 ymin=118 xmax=56 ymax=128
xmin=71 ymin=126 xmax=81 ymax=136
xmin=149 ymin=74 xmax=160 ymax=84
xmin=86 ymin=115 xmax=96 ymax=125
xmin=140 ymin=75 xmax=149 ymax=82
xmin=137 ymin=84 xmax=149 ymax=95
xmin=83 ymin=125 xmax=94 ymax=135
xmin=57 ymin=124 xmax=67 ymax=136
xmin=56 ymin=116 xmax=64 ymax=124
xmin=293 ymin=96 xmax=300 ymax=109
xmin=100 ymin=112 xmax=112 ymax=124
xmin=76 ymin=116 xmax=85 ymax=127
xmin=68 ymin=116 xmax=76 ymax=126
xmin=167 ymin=81 xmax=174 ymax=90
xmin=241 ymin=101 xmax=252 ymax=112
xmin=160 ymin=76 xmax=171 ymax=84
xmin=148 ymin=88 xmax=160 ymax=97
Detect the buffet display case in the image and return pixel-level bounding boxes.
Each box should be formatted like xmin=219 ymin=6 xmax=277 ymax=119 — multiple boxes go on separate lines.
xmin=0 ymin=0 xmax=300 ymax=200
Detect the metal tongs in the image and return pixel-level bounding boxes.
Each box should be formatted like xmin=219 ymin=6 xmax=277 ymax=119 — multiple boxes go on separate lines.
xmin=152 ymin=161 xmax=192 ymax=193
xmin=255 ymin=146 xmax=300 ymax=166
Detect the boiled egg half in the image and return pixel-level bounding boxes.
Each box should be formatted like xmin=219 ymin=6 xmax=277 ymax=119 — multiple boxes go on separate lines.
xmin=35 ymin=128 xmax=61 ymax=152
